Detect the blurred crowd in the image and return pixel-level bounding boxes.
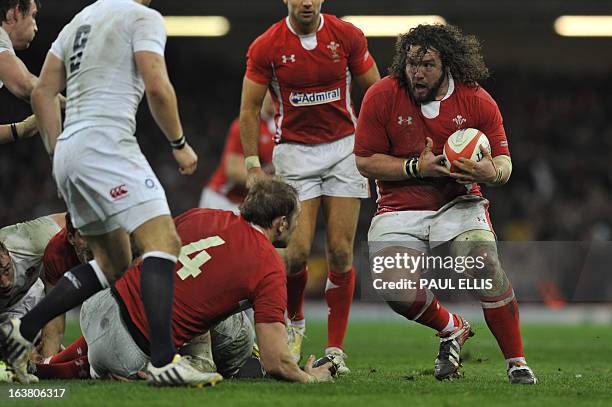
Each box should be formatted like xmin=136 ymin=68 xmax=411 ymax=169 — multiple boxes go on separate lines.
xmin=1 ymin=69 xmax=611 ymax=243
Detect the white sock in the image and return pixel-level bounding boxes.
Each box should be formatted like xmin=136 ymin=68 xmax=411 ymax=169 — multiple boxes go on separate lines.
xmin=289 ymin=319 xmax=305 ymax=330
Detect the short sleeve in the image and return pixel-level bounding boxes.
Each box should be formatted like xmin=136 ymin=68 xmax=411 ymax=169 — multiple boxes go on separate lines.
xmin=223 ymin=119 xmax=244 ymax=155
xmin=252 ymin=253 xmax=287 ymax=325
xmin=132 ymin=9 xmax=166 ymax=55
xmin=475 ymin=90 xmax=510 ymax=157
xmin=245 ymin=37 xmax=272 ymax=85
xmin=346 ymin=23 xmax=375 ymax=76
xmin=354 ymin=87 xmax=391 ymax=157
xmin=49 ymin=36 xmax=65 ymax=61
xmin=0 ymin=28 xmax=14 ymax=55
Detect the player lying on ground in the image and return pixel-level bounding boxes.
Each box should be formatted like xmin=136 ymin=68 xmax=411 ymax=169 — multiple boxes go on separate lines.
xmin=354 ymin=24 xmax=536 ymax=384
xmin=0 ymin=214 xmax=65 ymax=352
xmin=28 ymin=311 xmax=262 ymax=381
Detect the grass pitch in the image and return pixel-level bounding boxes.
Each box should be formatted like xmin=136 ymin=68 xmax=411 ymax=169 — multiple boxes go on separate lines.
xmin=1 ymin=319 xmax=610 ymax=406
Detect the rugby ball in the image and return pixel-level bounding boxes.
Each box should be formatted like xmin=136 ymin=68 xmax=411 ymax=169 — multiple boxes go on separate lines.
xmin=443 ymin=128 xmax=490 ymax=172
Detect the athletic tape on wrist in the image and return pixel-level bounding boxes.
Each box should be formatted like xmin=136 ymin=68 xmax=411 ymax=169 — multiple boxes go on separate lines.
xmin=245 ymin=155 xmax=261 ymax=170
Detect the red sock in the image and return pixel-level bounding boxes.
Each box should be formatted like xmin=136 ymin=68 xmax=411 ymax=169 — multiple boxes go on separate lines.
xmin=481 ymin=288 xmax=525 ymax=359
xmin=416 ymin=297 xmax=455 ymax=332
xmin=287 ymin=266 xmax=308 ymax=322
xmin=325 ymin=267 xmax=355 ymax=349
xmin=49 ymin=336 xmax=88 ymax=364
xmin=35 ymin=356 xmax=90 ymax=380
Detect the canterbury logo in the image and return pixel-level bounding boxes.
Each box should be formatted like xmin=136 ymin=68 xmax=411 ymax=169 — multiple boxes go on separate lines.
xmin=110 ymin=184 xmax=128 ymax=200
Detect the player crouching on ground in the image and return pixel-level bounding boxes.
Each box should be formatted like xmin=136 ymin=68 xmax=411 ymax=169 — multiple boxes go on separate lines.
xmin=66 ymin=179 xmax=333 ymax=384
xmin=354 ymin=24 xmax=536 ymax=384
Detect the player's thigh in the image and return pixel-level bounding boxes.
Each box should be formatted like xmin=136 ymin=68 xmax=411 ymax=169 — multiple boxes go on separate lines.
xmin=429 ymin=196 xmax=494 ymax=246
xmin=80 ymin=290 xmax=148 ymax=379
xmin=371 ymin=244 xmax=426 ymax=306
xmin=211 ymin=312 xmax=255 ymax=378
xmin=285 ymin=197 xmax=321 ymax=271
xmin=130 ymin=214 xmax=181 ymax=257
xmin=320 ymin=137 xmax=370 ymax=200
xmin=85 ymin=228 xmax=132 ymax=282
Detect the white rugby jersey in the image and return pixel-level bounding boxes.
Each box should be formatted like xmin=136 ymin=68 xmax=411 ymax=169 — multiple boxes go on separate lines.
xmin=0 ymin=216 xmax=60 ymax=312
xmin=0 ymin=26 xmax=15 ymax=90
xmin=49 ymin=0 xmax=166 ymax=139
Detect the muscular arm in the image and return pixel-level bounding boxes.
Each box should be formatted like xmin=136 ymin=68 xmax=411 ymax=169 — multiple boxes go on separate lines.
xmin=31 ymin=52 xmax=65 ymax=155
xmin=354 ymin=65 xmax=380 ymax=91
xmin=356 ymin=154 xmax=408 ymax=181
xmin=135 ymin=51 xmax=183 ymax=142
xmin=256 ymin=322 xmax=318 ymax=383
xmin=0 ymin=51 xmax=36 ymax=102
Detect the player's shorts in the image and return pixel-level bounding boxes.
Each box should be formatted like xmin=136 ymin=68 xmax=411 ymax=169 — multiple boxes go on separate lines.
xmin=273 ymin=134 xmax=369 ymax=201
xmin=210 ymin=311 xmax=255 ymax=378
xmin=368 ymin=195 xmax=494 ymax=254
xmin=81 ymin=289 xmax=255 ymax=379
xmin=53 ymin=129 xmax=170 ymax=236
xmin=2 ymin=279 xmax=44 ymax=319
xmin=199 ymin=187 xmax=240 ymax=215
xmin=80 ymin=289 xmax=148 ymax=379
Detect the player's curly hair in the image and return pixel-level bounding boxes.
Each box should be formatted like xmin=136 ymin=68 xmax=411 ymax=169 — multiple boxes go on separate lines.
xmin=389 ymin=24 xmax=490 ymax=90
xmin=240 ymin=178 xmax=299 ymax=229
xmin=0 ymin=0 xmax=40 ymax=22
xmin=0 ymin=240 xmax=7 ymax=255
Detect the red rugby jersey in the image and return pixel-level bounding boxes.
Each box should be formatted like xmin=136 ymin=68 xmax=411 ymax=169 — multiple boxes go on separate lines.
xmin=246 ymin=14 xmax=375 ymax=145
xmin=42 ymin=229 xmax=80 ymax=286
xmin=355 ymin=76 xmax=510 ymax=214
xmin=207 ymin=117 xmax=275 ymax=204
xmin=114 ymin=208 xmax=287 ymax=347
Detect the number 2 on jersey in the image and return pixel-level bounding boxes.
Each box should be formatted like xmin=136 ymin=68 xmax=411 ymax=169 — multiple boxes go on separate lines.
xmin=70 ymin=25 xmax=91 ymax=73
xmin=176 ymin=236 xmax=226 ymax=280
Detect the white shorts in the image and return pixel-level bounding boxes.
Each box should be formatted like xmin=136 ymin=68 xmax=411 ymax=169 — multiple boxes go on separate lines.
xmin=199 ymin=187 xmax=240 ymax=215
xmin=53 ymin=129 xmax=170 ymax=236
xmin=368 ymin=195 xmax=494 ymax=253
xmin=273 ymin=135 xmax=369 ymax=201
xmin=80 ymin=289 xmax=148 ymax=379
xmin=2 ymin=279 xmax=45 ymax=319
xmin=81 ymin=290 xmax=254 ymax=379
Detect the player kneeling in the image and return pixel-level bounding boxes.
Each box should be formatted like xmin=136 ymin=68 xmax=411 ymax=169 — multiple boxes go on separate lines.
xmin=75 ymin=179 xmax=332 ymax=384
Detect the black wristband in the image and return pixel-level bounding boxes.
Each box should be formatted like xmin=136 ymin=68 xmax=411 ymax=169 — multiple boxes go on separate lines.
xmin=404 ymin=158 xmax=421 ymax=179
xmin=170 ymin=135 xmax=186 ymax=150
xmin=10 ymin=123 xmax=19 ymax=142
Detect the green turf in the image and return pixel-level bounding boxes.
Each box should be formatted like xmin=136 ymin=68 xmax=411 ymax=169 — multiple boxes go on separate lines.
xmin=2 ymin=320 xmax=611 ymax=406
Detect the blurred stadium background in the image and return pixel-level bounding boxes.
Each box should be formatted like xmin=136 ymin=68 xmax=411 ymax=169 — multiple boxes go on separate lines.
xmin=1 ymin=0 xmax=611 ymax=313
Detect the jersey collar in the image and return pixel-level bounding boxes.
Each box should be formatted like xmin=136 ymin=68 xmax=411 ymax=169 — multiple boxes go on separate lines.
xmin=285 ymin=14 xmax=325 ymax=37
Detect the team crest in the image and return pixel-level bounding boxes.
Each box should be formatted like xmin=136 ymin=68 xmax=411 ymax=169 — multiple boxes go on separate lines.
xmin=452 ymin=115 xmax=466 ymax=127
xmin=327 ymin=41 xmax=341 ymax=61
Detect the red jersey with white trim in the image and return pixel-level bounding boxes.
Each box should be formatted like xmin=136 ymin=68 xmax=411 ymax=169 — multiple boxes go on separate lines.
xmin=42 ymin=229 xmax=80 ymax=286
xmin=114 ymin=208 xmax=287 ymax=347
xmin=246 ymin=14 xmax=375 ymax=145
xmin=207 ymin=117 xmax=275 ymax=204
xmin=355 ymin=76 xmax=510 ymax=214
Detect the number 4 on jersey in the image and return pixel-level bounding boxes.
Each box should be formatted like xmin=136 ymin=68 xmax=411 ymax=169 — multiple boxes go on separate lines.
xmin=176 ymin=236 xmax=225 ymax=280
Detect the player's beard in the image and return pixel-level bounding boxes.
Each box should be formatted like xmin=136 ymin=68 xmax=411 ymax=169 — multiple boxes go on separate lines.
xmin=408 ymin=70 xmax=446 ymax=104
